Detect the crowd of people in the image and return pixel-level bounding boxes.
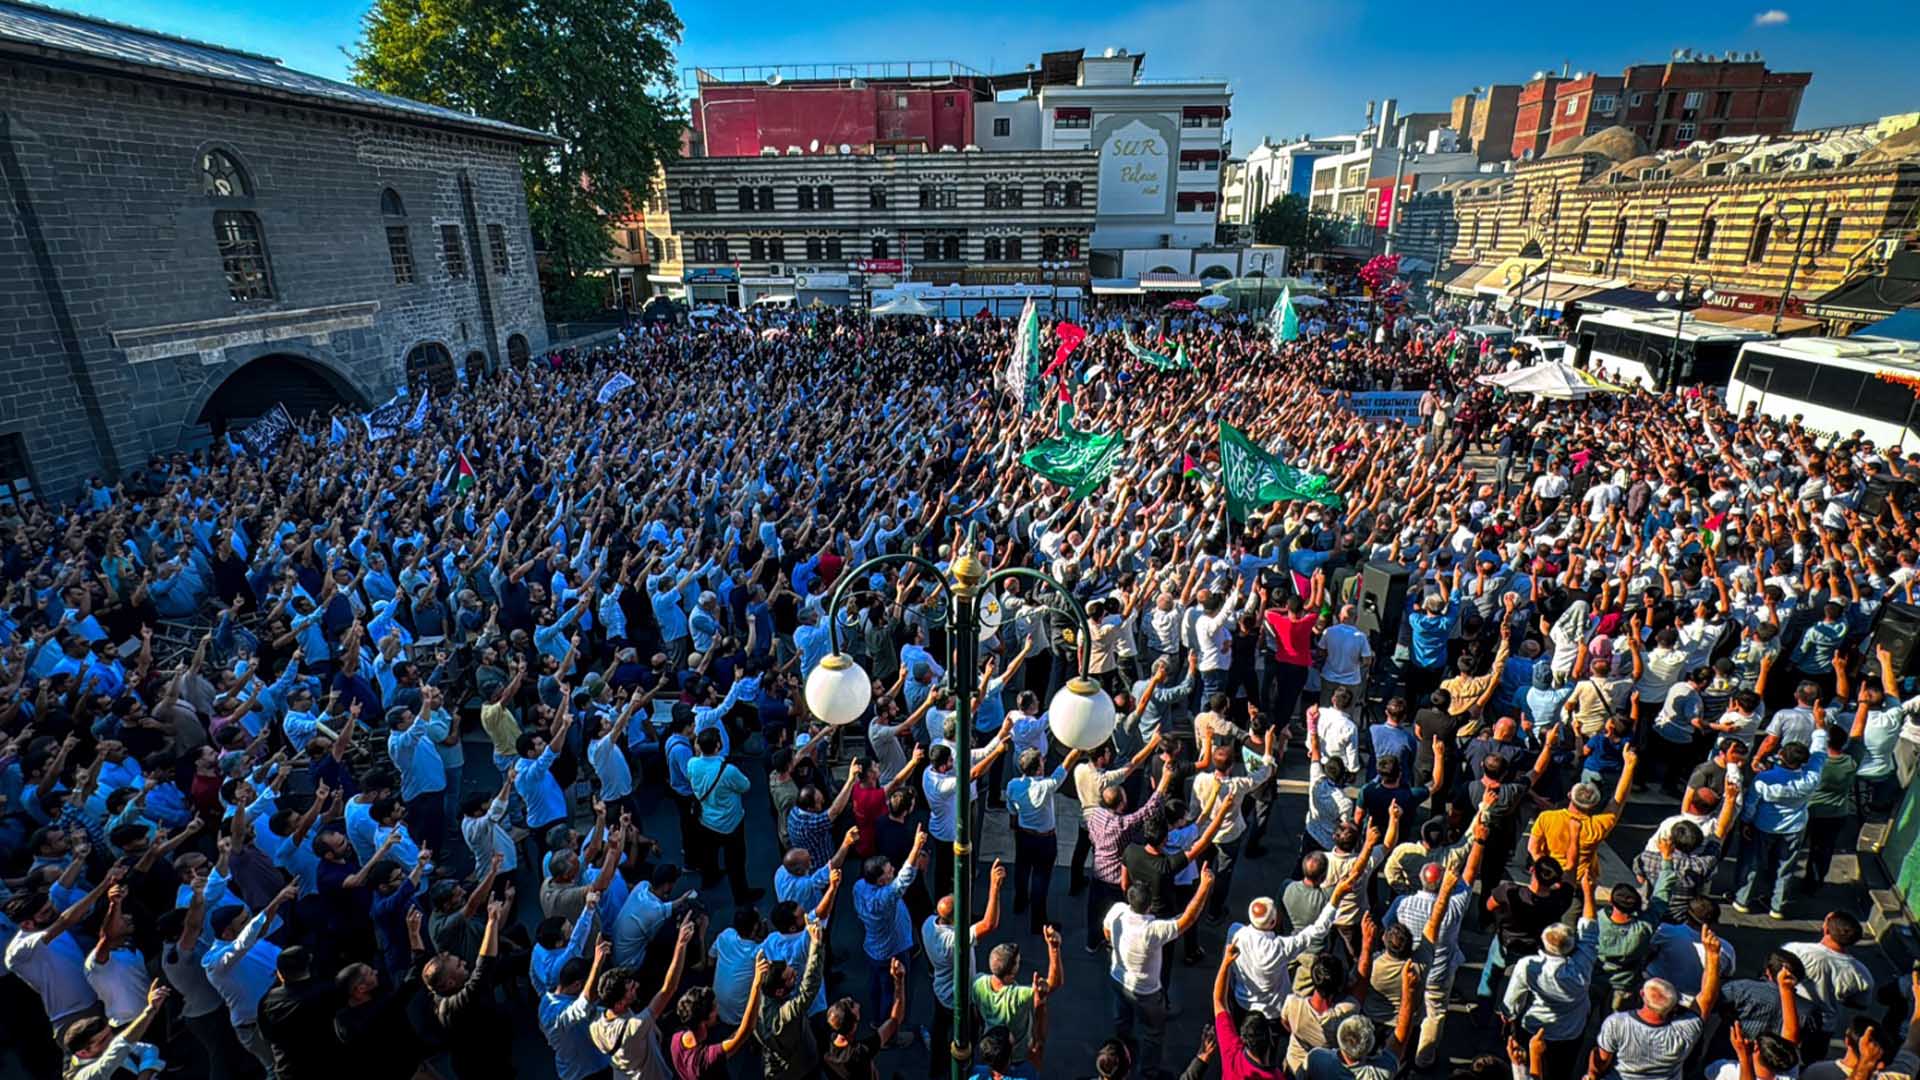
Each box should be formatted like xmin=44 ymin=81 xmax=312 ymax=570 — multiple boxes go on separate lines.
xmin=2 ymin=296 xmax=1919 ymax=1080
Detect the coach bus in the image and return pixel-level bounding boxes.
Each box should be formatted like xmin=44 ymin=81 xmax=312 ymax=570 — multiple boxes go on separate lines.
xmin=1727 ymin=335 xmax=1920 ymax=446
xmin=1573 ymin=308 xmax=1772 ymax=390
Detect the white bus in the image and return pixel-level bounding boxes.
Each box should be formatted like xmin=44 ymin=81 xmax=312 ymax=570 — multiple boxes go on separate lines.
xmin=1728 ymin=336 xmax=1920 ymax=446
xmin=1574 ymin=308 xmax=1772 ymax=390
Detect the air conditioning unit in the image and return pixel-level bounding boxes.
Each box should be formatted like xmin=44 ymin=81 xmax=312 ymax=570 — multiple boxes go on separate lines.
xmin=1158 ymin=234 xmax=1173 ymax=248
xmin=767 ymin=264 xmax=783 ymax=276
xmin=1589 ymin=258 xmax=1606 ymax=272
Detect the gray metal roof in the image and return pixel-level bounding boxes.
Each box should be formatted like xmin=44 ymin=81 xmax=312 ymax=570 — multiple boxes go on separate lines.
xmin=0 ymin=0 xmax=555 ymax=143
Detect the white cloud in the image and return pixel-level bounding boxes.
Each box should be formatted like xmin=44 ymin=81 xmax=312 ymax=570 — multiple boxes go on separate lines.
xmin=1752 ymin=9 xmax=1790 ymax=26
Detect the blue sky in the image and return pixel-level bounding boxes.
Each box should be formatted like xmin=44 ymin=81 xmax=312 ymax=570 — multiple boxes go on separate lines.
xmin=72 ymin=0 xmax=1920 ymax=147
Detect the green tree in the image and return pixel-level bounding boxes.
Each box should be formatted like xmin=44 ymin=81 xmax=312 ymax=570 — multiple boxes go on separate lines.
xmin=1252 ymin=193 xmax=1337 ymax=253
xmin=351 ymin=0 xmax=683 ymax=314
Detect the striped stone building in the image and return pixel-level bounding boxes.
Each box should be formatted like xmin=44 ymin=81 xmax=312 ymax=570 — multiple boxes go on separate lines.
xmin=1398 ymin=123 xmax=1920 ymax=332
xmin=659 ymin=149 xmax=1098 ymax=307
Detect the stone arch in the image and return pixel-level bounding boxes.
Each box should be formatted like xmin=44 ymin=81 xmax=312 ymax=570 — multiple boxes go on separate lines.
xmin=463 ymin=350 xmax=488 ymax=385
xmin=188 ymin=349 xmax=369 ymax=438
xmin=506 ymin=334 xmax=531 ymax=365
xmin=403 ymin=341 xmax=457 ymax=397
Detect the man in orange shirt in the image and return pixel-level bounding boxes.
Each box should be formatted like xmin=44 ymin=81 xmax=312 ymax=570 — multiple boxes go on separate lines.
xmin=1529 ymin=747 xmax=1637 ymax=879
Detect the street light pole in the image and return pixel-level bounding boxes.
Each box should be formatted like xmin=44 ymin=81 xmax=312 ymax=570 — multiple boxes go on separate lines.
xmin=808 ymin=543 xmax=1112 ymax=1080
xmin=1656 ymin=272 xmax=1718 ymax=392
xmin=1772 ymin=199 xmax=1823 ymax=337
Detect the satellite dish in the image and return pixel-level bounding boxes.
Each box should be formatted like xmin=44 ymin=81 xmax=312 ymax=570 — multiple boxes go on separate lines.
xmin=809 ymin=139 xmax=820 ymax=153
xmin=849 ymin=78 xmax=867 ymax=90
xmin=838 ymin=143 xmax=852 ymax=155
xmin=766 ymin=72 xmax=783 ymax=86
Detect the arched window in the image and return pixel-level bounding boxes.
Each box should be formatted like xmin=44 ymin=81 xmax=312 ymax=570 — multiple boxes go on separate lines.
xmin=380 ymin=188 xmax=406 ymax=217
xmin=737 ymin=186 xmax=755 ymax=212
xmin=1574 ymin=217 xmax=1591 ymax=252
xmin=1043 ymin=181 xmax=1062 ymax=207
xmin=1468 ymin=215 xmax=1480 ymax=249
xmin=215 ymin=211 xmax=273 ymax=301
xmin=1747 ymin=214 xmax=1774 ymax=263
xmin=1065 ymin=181 xmax=1083 ymax=208
xmin=985 ymin=183 xmax=1003 ymax=209
xmin=1004 ymin=236 xmax=1022 ymax=261
xmin=506 ymin=334 xmax=531 ymax=365
xmin=404 ymin=342 xmax=456 ymax=397
xmin=381 ymin=189 xmax=412 ymax=285
xmin=983 ymin=237 xmax=1002 ymax=260
xmin=1695 ymin=215 xmax=1718 ymax=260
xmin=200 ymin=149 xmax=251 ymax=197
xmin=919 ymin=185 xmax=935 ymax=209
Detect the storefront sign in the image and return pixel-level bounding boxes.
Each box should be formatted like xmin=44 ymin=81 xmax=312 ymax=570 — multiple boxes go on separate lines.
xmin=740 ymin=275 xmax=793 ymax=286
xmin=1099 ymin=118 xmax=1169 ymax=216
xmin=910 ymin=267 xmax=1091 ymax=287
xmin=1373 ymin=185 xmax=1395 ymax=229
xmin=795 ymin=273 xmax=851 ymax=290
xmin=1704 ymin=290 xmax=1802 ymax=317
xmin=856 ymin=258 xmax=904 ymax=273
xmin=682 ymin=266 xmax=739 ymax=284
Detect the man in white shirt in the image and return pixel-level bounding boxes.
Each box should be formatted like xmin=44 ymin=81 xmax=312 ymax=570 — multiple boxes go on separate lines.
xmin=1105 ymin=867 xmax=1215 ymax=1074
xmin=923 ymin=720 xmax=1010 ymax=900
xmin=1192 ymin=583 xmax=1244 ymax=699
xmin=3 ymin=872 xmax=117 ymax=1044
xmin=1192 ymin=728 xmax=1278 ymax=921
xmin=1783 ymin=913 xmax=1873 ymax=1049
xmin=1227 ymin=880 xmax=1348 ymax=1017
xmin=1318 ymin=606 xmax=1374 ymax=701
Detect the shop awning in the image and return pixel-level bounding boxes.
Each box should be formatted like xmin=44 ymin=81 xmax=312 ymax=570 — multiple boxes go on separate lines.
xmin=646 ymin=273 xmax=682 ymax=285
xmin=1691 ymin=308 xmax=1820 ymax=334
xmin=1861 ymin=306 xmax=1920 ymax=343
xmin=1441 ymin=263 xmax=1500 ymax=296
xmin=1478 ymin=256 xmax=1544 ymax=296
xmin=1507 ymin=274 xmax=1625 ymax=311
xmin=1807 ymin=275 xmax=1920 ymax=323
xmin=1578 ymin=285 xmax=1665 ymax=311
xmin=1140 ymin=273 xmax=1205 ymax=291
xmin=1092 ymin=277 xmax=1144 ymax=295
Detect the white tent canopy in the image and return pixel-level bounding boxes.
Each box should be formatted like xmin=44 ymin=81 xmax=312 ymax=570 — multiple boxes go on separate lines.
xmin=870 ymin=294 xmax=935 ymax=317
xmin=1476 ymin=361 xmax=1626 ymax=400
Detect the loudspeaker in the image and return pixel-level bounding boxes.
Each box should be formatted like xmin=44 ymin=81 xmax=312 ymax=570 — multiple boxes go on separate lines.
xmin=1860 ymin=474 xmax=1903 ymax=519
xmin=1574 ymin=332 xmax=1595 ymax=370
xmin=1354 ymin=560 xmax=1410 ymax=642
xmin=1872 ymin=601 xmax=1920 ymax=679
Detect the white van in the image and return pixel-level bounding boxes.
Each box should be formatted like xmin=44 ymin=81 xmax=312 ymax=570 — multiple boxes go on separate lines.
xmin=1512 ymin=335 xmax=1572 ymax=364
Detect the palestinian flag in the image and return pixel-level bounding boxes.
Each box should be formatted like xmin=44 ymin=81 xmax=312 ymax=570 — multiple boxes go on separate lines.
xmin=454 ymin=453 xmax=477 ymax=495
xmin=1700 ymin=511 xmax=1726 ymax=550
xmin=1180 ymin=453 xmax=1201 ymax=478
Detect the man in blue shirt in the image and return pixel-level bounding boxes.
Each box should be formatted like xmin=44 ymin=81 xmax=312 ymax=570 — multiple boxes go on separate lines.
xmin=685 ymin=729 xmax=760 ymax=905
xmin=515 ymin=707 xmax=575 ymax=856
xmin=1735 ymin=723 xmax=1830 ymax=920
xmin=1405 ymin=585 xmax=1462 ymax=708
xmin=853 ymin=823 xmax=929 ymax=1022
xmin=385 ymin=705 xmax=448 ymax=856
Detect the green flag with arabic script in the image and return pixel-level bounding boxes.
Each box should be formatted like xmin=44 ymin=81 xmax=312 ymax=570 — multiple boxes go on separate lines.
xmin=1022 ymin=419 xmax=1124 ymax=500
xmin=1217 ymin=420 xmax=1342 ymax=521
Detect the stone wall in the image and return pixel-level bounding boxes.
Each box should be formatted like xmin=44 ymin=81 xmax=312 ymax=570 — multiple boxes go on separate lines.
xmin=0 ymin=59 xmax=549 ymax=500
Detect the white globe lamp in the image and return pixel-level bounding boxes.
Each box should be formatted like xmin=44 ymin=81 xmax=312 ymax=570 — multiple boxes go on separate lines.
xmin=1048 ymin=675 xmax=1118 ymax=750
xmin=805 ymin=653 xmax=871 ymax=726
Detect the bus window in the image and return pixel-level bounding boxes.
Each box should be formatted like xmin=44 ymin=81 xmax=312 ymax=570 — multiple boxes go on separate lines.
xmin=1761 ymin=355 xmax=1814 ymax=400
xmin=1808 ymin=367 xmax=1868 ymax=413
xmin=1689 ymin=340 xmax=1742 ymax=387
xmin=1858 ymin=375 xmax=1920 ymax=426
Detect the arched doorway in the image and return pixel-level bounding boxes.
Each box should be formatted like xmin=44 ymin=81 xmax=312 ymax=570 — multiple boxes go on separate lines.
xmin=463 ymin=351 xmax=487 ymax=386
xmin=506 ymin=334 xmax=530 ymax=365
xmin=404 ymin=343 xmax=456 ymax=397
xmin=197 ymin=353 xmax=360 ymax=435
xmin=1198 ymin=265 xmax=1232 ymax=282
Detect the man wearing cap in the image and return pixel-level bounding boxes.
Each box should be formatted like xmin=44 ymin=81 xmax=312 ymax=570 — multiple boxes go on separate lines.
xmin=1226 ymin=866 xmax=1353 ymax=1018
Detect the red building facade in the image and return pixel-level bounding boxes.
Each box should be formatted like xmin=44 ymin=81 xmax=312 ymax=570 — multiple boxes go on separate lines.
xmin=1544 ymin=73 xmax=1626 ymax=155
xmin=1510 ymin=76 xmax=1565 ymax=161
xmin=1617 ymin=57 xmax=1810 ymax=150
xmin=1511 ymin=55 xmax=1809 ymax=159
xmin=692 ymin=79 xmax=988 ymax=158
